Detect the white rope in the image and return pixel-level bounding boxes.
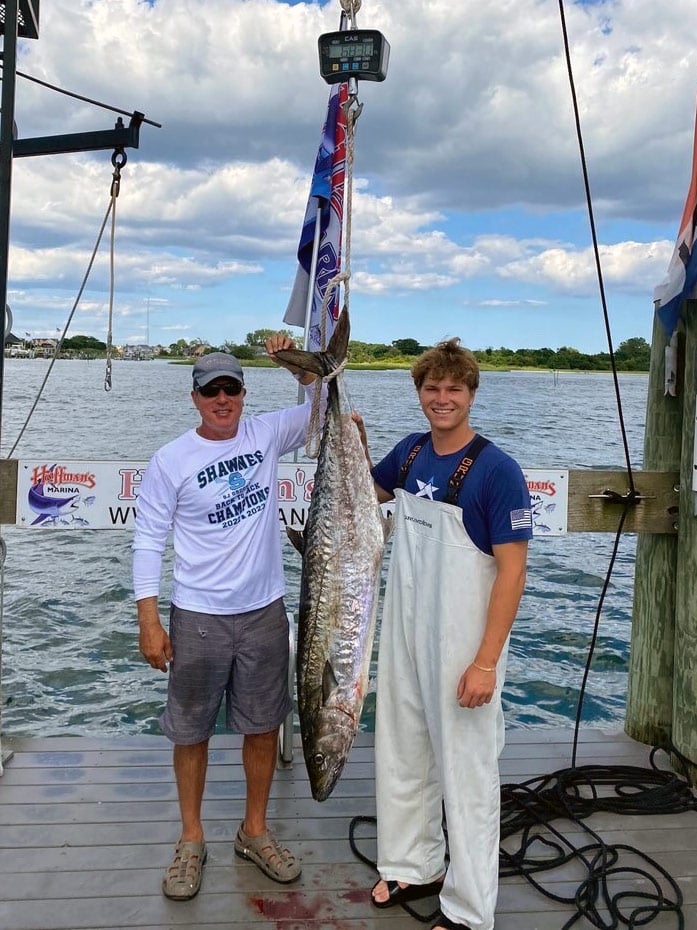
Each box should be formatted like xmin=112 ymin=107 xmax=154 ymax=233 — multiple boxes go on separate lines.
xmin=305 ymin=359 xmax=348 ymax=458
xmin=104 ymin=151 xmax=125 ymax=391
xmin=6 ymin=154 xmax=125 ymax=457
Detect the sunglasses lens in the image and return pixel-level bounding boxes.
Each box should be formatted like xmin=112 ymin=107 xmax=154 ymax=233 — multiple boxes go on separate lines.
xmin=198 ymin=382 xmax=241 ymax=397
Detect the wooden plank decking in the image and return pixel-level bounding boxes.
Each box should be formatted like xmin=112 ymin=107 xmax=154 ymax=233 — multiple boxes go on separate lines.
xmin=0 ymin=728 xmax=694 ymax=930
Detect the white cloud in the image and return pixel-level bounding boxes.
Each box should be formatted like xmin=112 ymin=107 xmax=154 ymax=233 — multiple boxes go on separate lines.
xmin=498 ymin=239 xmax=672 ymax=295
xmin=2 ymin=0 xmax=692 ymax=348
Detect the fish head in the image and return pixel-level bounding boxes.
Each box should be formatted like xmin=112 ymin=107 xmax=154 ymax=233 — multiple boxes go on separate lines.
xmin=304 ymin=707 xmax=357 ymax=802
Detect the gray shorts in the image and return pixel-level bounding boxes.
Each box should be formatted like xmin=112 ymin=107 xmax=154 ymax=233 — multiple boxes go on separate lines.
xmin=160 ymin=597 xmax=292 ymax=745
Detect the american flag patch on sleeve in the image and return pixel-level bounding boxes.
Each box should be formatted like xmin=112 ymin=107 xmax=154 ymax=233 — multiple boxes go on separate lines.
xmin=510 ymin=508 xmax=532 ymax=530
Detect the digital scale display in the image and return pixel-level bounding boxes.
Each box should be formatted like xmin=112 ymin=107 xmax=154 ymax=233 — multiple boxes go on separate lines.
xmin=318 ymin=29 xmax=390 ymax=84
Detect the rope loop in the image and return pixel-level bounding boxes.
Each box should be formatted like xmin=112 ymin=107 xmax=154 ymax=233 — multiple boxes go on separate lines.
xmin=304 ymin=356 xmax=349 ymax=460
xmin=110 ymin=149 xmax=126 ymax=198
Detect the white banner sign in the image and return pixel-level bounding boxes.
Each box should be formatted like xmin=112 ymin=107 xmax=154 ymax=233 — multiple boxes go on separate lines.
xmin=16 ymin=460 xmax=567 ymax=536
xmin=523 ymin=469 xmax=569 ymax=536
xmin=16 ymin=461 xmax=146 ymax=529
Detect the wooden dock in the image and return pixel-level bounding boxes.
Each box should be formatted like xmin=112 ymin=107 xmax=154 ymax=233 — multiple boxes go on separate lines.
xmin=0 ymin=727 xmax=694 ymax=929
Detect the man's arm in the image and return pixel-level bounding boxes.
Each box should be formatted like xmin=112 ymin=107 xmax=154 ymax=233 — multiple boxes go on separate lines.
xmin=137 ymin=594 xmax=173 ymax=673
xmin=457 ymin=539 xmax=528 ymax=708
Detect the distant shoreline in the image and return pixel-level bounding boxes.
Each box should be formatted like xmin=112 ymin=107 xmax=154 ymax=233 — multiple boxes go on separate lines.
xmin=4 ymin=355 xmax=649 ymax=375
xmin=235 ymin=360 xmax=650 ymax=375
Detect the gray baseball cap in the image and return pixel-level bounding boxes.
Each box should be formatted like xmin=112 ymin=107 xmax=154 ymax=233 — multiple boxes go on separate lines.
xmin=192 ymin=352 xmax=244 ymax=388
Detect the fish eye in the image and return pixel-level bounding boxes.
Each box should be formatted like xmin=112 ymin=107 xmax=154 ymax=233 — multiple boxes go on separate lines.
xmin=313 ymin=753 xmax=325 ymax=768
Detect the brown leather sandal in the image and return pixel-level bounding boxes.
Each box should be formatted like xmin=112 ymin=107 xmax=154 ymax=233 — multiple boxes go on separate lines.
xmin=162 ymin=839 xmax=207 ymax=900
xmin=234 ymin=824 xmax=301 ymax=883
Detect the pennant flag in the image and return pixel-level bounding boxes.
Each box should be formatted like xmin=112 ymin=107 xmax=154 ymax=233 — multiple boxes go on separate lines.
xmin=654 ymin=106 xmax=697 ymax=337
xmin=284 ymin=81 xmax=348 ymax=351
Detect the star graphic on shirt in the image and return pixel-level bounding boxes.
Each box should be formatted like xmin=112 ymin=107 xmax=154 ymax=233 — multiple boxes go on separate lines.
xmin=415 ymin=476 xmax=438 ymax=500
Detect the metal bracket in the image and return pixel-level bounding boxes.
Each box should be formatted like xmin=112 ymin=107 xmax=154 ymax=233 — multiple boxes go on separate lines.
xmin=587 ymin=489 xmax=648 ymax=504
xmin=12 ymin=112 xmax=144 ymax=158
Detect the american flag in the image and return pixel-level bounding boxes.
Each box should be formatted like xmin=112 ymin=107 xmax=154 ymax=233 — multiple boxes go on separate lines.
xmin=510 ymin=508 xmax=533 ymax=530
xmin=283 ymin=81 xmax=348 ymax=351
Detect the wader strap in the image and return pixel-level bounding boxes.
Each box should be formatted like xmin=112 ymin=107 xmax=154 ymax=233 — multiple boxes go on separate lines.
xmin=396 ymin=432 xmax=490 ymax=504
xmin=444 ymin=434 xmax=490 ymax=505
xmin=396 ymin=432 xmax=430 ymax=489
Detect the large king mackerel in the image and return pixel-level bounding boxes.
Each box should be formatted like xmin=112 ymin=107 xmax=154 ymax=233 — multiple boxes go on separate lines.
xmin=276 ymin=309 xmax=389 ymax=801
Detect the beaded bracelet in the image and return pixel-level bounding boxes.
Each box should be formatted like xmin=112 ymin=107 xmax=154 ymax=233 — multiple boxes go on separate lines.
xmin=472 ymin=661 xmax=496 ymax=672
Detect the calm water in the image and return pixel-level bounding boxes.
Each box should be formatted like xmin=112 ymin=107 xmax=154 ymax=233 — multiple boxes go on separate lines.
xmin=0 ymin=359 xmax=648 ymax=737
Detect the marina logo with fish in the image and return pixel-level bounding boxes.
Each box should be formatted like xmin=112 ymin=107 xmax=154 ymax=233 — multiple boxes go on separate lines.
xmin=26 ymin=463 xmax=98 ymax=526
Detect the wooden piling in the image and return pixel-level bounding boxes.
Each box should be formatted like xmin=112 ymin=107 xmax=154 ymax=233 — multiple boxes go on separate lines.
xmin=625 ymin=308 xmax=682 ymax=749
xmin=673 ymin=301 xmax=697 ymax=780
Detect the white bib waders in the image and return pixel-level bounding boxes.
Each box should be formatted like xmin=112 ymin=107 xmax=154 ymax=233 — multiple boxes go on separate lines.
xmin=375 ymin=488 xmax=506 ymax=930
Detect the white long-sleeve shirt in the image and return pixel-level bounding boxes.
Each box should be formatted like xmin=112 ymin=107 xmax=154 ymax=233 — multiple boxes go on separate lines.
xmin=133 ymin=389 xmax=318 ymax=614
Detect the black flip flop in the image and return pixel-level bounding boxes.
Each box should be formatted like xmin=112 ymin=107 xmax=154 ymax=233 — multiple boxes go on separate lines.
xmin=371 ymin=877 xmax=444 ymax=909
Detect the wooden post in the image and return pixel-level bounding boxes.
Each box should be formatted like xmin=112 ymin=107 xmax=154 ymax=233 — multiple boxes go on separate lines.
xmin=673 ymin=300 xmax=697 ymax=781
xmin=625 ymin=308 xmax=682 ymax=749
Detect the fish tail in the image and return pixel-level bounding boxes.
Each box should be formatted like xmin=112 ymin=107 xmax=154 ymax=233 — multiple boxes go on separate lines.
xmin=275 ymin=307 xmax=350 ymax=377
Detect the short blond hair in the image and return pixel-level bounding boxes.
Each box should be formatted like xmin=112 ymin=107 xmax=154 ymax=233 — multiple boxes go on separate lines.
xmin=411 ymin=338 xmax=480 ymax=391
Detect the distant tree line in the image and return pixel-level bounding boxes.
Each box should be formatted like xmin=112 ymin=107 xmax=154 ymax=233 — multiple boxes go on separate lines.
xmin=472 ymin=337 xmax=651 ymax=372
xmin=54 ymin=332 xmax=652 ymax=371
xmin=223 ymin=332 xmax=651 ymax=372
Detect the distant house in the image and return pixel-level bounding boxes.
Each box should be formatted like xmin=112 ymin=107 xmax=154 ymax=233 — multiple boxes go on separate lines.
xmin=122 ymin=344 xmax=155 ymax=360
xmin=192 ymin=344 xmax=212 ymax=358
xmin=4 ymin=331 xmax=35 ymax=358
xmin=32 ymin=338 xmax=58 ymax=358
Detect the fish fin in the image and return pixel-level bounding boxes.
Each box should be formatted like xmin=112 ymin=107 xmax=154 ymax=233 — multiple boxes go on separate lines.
xmin=286 ymin=526 xmax=305 ymax=555
xmin=325 ymin=305 xmax=350 ymax=366
xmin=321 ymin=660 xmax=339 ymax=703
xmin=273 ymin=346 xmax=325 ymax=377
xmin=274 ymin=307 xmax=350 ymax=376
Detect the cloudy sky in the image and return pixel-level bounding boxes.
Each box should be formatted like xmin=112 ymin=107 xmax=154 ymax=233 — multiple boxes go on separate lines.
xmin=4 ymin=0 xmax=697 ymax=352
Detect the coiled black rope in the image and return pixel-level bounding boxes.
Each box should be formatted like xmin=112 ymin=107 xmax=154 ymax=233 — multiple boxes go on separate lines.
xmin=349 ymin=750 xmax=696 ymax=927
xmin=498 ymin=753 xmax=695 ymax=929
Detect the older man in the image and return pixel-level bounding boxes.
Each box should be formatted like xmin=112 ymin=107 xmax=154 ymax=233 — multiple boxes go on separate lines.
xmin=133 ymin=337 xmax=316 ymax=900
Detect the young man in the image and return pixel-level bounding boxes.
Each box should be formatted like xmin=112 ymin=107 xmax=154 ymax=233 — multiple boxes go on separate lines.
xmin=133 ymin=337 xmax=316 ymax=900
xmin=365 ymin=338 xmax=532 ymax=930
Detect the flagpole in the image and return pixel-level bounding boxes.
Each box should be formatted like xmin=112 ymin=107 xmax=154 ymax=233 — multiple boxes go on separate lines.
xmin=301 ymin=206 xmax=323 ymax=353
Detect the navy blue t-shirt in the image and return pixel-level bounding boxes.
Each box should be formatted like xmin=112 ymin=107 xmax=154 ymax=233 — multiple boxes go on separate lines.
xmin=372 ymin=432 xmax=533 ymax=555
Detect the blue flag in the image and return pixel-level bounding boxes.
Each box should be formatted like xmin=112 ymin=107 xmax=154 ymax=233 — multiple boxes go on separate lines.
xmin=284 ymin=81 xmax=348 ymax=351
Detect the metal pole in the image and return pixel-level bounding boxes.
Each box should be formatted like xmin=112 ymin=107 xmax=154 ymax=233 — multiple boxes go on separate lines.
xmin=0 ymin=0 xmax=19 ymax=456
xmin=301 ymin=206 xmax=323 ymax=352
xmin=0 ymin=0 xmax=19 ymax=774
xmin=294 ymin=206 xmax=323 ymax=408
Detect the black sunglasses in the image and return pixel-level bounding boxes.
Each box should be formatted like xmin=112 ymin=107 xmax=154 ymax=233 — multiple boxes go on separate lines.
xmin=197 ymin=381 xmax=243 ymax=398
